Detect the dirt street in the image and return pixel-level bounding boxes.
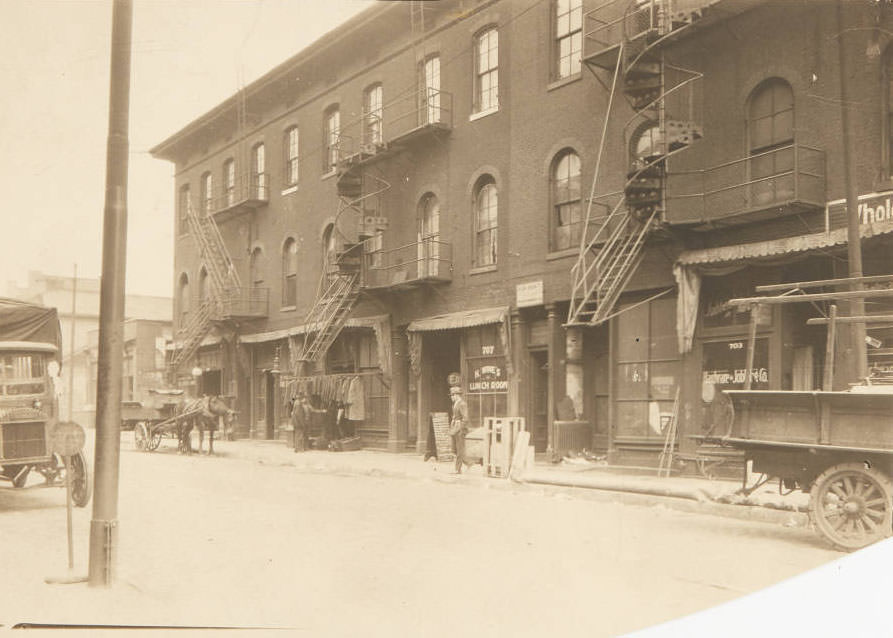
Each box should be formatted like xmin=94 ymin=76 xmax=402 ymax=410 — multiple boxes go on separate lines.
xmin=1 ymin=435 xmax=840 ymax=637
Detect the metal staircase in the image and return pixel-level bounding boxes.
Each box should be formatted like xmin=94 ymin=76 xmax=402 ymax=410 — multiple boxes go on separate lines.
xmin=295 ymin=146 xmax=391 ymax=367
xmin=169 ymin=199 xmax=241 ymax=373
xmin=568 ymin=0 xmax=704 ymax=326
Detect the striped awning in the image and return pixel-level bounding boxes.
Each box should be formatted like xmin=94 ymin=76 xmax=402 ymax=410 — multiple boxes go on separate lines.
xmin=676 ymin=219 xmax=893 ymax=266
xmin=238 ymin=314 xmax=389 ymax=344
xmin=407 ymin=306 xmax=508 ymax=332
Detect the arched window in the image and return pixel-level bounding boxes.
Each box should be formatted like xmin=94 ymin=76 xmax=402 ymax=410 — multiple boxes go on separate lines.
xmin=748 ymin=78 xmax=794 ymax=205
xmin=250 ymin=246 xmax=264 ymax=288
xmin=282 ymin=238 xmax=298 ymax=308
xmin=419 ymin=55 xmax=441 ymax=124
xmin=200 ymin=171 xmax=213 ymax=215
xmin=178 ymin=274 xmax=190 ymax=327
xmin=198 ymin=267 xmax=210 ymax=305
xmin=283 ymin=127 xmax=299 ymax=187
xmin=551 ymin=150 xmax=582 ymax=251
xmin=418 ymin=193 xmax=441 ymax=277
xmin=363 ymin=83 xmax=383 ymax=147
xmin=473 ymin=27 xmax=499 ymax=113
xmin=223 ymin=158 xmax=235 ymax=206
xmin=252 ymin=143 xmax=266 ymax=199
xmin=474 ymin=176 xmax=498 ymax=267
xmin=323 ymin=106 xmax=340 ymax=172
xmin=322 ymin=224 xmax=338 ymax=275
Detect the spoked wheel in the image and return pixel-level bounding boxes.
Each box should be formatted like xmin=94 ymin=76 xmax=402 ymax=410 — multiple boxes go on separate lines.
xmin=68 ymin=451 xmax=91 ymax=508
xmin=809 ymin=462 xmax=893 ymax=551
xmin=147 ymin=427 xmax=162 ymax=451
xmin=134 ymin=422 xmax=149 ymax=451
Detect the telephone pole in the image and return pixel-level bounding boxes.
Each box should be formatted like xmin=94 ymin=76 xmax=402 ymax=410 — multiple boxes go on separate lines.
xmin=88 ymin=0 xmax=132 ymax=587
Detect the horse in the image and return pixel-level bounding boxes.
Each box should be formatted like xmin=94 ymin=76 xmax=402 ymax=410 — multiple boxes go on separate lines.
xmin=176 ymin=395 xmax=235 ymax=455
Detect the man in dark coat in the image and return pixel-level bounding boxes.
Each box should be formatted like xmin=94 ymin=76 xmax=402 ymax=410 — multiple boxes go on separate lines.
xmin=448 ymin=385 xmax=469 ymax=474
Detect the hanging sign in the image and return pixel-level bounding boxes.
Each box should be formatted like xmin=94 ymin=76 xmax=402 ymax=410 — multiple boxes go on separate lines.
xmin=51 ymin=422 xmax=85 ymax=457
xmin=826 ymin=190 xmax=893 ymax=231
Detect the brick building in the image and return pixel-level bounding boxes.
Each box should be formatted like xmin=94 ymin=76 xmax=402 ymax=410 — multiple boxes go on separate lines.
xmin=151 ymin=1 xmax=893 ymax=467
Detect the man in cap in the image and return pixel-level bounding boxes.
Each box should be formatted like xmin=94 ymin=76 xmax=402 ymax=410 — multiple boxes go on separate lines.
xmin=448 ymin=385 xmax=469 ymax=473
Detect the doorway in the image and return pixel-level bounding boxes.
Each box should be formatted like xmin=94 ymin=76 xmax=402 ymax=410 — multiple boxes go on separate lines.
xmin=529 ymin=349 xmax=549 ymax=452
xmin=419 ymin=331 xmax=460 ymax=447
xmin=200 ymin=369 xmax=222 ymax=396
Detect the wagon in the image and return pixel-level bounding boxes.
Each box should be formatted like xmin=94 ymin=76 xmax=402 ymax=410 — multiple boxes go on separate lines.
xmin=705 ymin=386 xmax=893 ymax=551
xmin=130 ymin=389 xmax=218 ymax=453
xmin=0 ymin=298 xmax=90 ymax=507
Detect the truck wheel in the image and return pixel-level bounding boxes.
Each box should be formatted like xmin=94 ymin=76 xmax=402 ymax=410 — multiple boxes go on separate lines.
xmin=809 ymin=462 xmax=893 ymax=551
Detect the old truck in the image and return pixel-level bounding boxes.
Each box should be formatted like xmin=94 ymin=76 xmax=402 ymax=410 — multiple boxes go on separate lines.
xmin=0 ymin=298 xmax=90 ymax=506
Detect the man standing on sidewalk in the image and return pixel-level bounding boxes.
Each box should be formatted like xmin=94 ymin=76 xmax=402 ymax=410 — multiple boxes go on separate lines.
xmin=448 ymin=386 xmax=468 ymax=474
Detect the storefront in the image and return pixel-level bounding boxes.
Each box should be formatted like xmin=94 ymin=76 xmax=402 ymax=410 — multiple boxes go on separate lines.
xmin=407 ymin=306 xmax=512 ymax=453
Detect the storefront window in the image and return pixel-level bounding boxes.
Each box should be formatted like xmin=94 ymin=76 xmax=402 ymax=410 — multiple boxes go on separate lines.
xmin=464 ymin=324 xmax=507 ymax=428
xmin=701 ymin=338 xmax=770 ymax=393
xmin=614 ymin=297 xmax=680 ymax=440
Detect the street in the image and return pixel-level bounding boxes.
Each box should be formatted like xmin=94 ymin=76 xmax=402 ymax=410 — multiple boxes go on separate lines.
xmin=2 ymin=434 xmax=841 ymax=637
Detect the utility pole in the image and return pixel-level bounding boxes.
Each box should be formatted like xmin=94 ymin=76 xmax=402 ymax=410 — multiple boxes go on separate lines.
xmin=68 ymin=264 xmax=77 ymax=421
xmin=88 ymin=0 xmax=132 ymax=587
xmin=836 ymin=0 xmax=869 ymax=384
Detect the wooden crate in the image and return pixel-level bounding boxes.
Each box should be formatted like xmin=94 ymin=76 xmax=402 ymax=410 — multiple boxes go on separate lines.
xmin=483 ymin=417 xmax=526 ymax=478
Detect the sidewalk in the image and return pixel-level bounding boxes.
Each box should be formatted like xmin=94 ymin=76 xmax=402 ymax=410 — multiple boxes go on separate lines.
xmin=214 ymin=437 xmax=810 ymax=529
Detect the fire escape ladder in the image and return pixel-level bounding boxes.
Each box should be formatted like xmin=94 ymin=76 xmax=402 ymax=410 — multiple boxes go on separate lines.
xmin=169 ymin=200 xmax=242 ymax=377
xmin=298 ymin=270 xmax=361 ymax=365
xmin=169 ymin=299 xmax=214 ymax=371
xmin=569 ymin=0 xmax=704 ymax=327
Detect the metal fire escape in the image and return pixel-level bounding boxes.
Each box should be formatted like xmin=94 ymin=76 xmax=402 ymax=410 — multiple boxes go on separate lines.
xmin=568 ymin=0 xmax=705 ymax=326
xmin=169 ymin=198 xmax=242 ymax=373
xmin=296 ymin=146 xmax=391 ymax=367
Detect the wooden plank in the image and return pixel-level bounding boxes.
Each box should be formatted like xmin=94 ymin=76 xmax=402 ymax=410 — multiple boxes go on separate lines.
xmin=756 ymin=273 xmax=893 ymax=292
xmin=807 ymin=314 xmax=893 ymax=325
xmin=730 ymin=287 xmax=893 ymax=306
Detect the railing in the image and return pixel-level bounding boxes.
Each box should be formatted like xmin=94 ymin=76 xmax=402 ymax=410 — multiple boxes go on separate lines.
xmin=584 ymin=0 xmax=661 ymax=58
xmin=362 ymin=238 xmax=452 ymax=289
xmin=210 ymin=172 xmax=269 ymax=217
xmin=216 ymin=287 xmax=269 ymax=318
xmin=665 ymin=143 xmax=826 ymax=223
xmin=335 ymin=88 xmax=453 ymax=160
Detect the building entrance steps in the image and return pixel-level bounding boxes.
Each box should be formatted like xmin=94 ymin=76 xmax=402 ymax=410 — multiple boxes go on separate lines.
xmin=184 ymin=436 xmax=810 ymax=530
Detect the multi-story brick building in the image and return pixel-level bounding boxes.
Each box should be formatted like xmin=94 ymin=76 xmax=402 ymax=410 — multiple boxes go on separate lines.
xmin=151 ymin=0 xmax=893 ymax=468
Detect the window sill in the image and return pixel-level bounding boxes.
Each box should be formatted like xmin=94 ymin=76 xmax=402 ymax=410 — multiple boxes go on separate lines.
xmin=321 ymin=169 xmax=337 ymax=181
xmin=469 ymin=106 xmax=499 ymax=122
xmin=547 ymin=73 xmax=582 ymax=92
xmin=469 ymin=264 xmax=498 ymax=275
xmin=546 ymin=248 xmax=578 ymax=261
xmin=281 ymin=185 xmax=298 ymax=196
xmin=280 ymin=305 xmax=297 ymax=312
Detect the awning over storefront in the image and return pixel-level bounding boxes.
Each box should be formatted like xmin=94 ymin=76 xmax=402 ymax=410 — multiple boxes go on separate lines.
xmin=406 ymin=306 xmax=509 ymax=332
xmin=238 ymin=314 xmax=389 ymax=344
xmin=677 ymin=219 xmax=893 ymax=267
xmin=673 ymin=219 xmax=893 ymax=355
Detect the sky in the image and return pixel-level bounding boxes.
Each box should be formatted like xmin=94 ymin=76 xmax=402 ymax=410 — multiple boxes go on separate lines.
xmin=0 ymin=0 xmax=372 ymax=298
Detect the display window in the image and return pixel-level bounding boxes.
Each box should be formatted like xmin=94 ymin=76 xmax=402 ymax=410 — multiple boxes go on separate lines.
xmin=463 ymin=324 xmax=508 ymax=428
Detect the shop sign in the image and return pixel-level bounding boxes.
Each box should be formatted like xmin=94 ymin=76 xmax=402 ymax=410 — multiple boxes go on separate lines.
xmin=516 ymin=280 xmax=544 ymax=308
xmin=701 ymin=338 xmax=770 ymax=394
xmin=469 ymin=362 xmax=508 ymax=392
xmin=826 ymin=190 xmax=893 ymax=231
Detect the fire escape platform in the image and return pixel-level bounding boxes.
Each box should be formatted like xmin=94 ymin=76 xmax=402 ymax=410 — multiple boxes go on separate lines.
xmin=212 ymin=196 xmax=268 ymax=223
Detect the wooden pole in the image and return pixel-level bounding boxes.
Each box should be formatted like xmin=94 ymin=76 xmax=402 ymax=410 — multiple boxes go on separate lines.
xmin=68 ymin=264 xmax=77 ymax=421
xmin=730 ymin=288 xmax=893 ymax=306
xmin=743 ymin=305 xmax=759 ymax=390
xmin=823 ymin=305 xmax=838 ymax=391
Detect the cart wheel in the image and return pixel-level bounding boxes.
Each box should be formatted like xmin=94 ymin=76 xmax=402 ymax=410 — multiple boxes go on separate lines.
xmin=134 ymin=422 xmax=149 ymax=451
xmin=808 ymin=462 xmax=893 ymax=551
xmin=148 ymin=428 xmax=162 ymax=451
xmin=69 ymin=451 xmax=91 ymax=508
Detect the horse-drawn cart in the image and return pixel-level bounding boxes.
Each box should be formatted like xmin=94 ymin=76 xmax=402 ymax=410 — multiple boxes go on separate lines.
xmin=706 ymin=385 xmax=893 ymax=551
xmin=131 ymin=390 xmax=233 ymax=454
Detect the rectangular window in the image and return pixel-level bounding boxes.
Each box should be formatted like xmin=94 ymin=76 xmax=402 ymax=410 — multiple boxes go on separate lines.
xmin=324 ymin=108 xmax=340 ymax=172
xmin=464 ymin=325 xmax=508 ymax=429
xmin=201 ymin=172 xmax=213 ymax=215
xmin=474 ymin=181 xmax=498 ymax=266
xmin=363 ymin=84 xmax=383 ymax=147
xmin=178 ymin=185 xmax=190 ymax=235
xmin=284 ymin=128 xmax=299 ymax=187
xmin=555 ymin=0 xmax=582 ymax=79
xmin=224 ymin=158 xmax=235 ymax=206
xmin=252 ymin=143 xmax=266 ymax=199
xmin=473 ymin=28 xmax=499 ymax=113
